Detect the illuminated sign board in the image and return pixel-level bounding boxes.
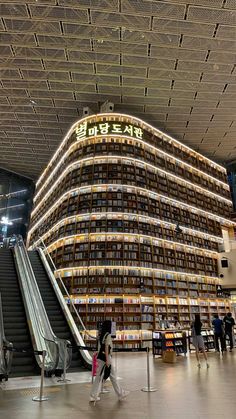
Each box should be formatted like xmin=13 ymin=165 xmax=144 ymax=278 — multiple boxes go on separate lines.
xmin=76 ymin=121 xmax=143 ymax=141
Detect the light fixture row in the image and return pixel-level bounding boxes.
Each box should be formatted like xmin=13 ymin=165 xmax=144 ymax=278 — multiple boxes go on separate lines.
xmin=30 ymin=211 xmax=223 ymax=249
xmin=34 ymin=131 xmax=229 ymax=203
xmin=54 ymin=265 xmax=220 ymax=282
xmin=36 ymin=113 xmax=227 ymax=190
xmin=28 ymin=183 xmax=235 ymax=241
xmin=32 ymin=154 xmax=232 ymax=219
xmin=45 ymin=232 xmax=219 ymax=257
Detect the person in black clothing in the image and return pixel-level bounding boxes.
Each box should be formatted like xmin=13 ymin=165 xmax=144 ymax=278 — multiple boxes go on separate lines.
xmin=223 ymin=312 xmax=235 ymax=351
xmin=212 ymin=314 xmax=226 ymax=353
xmin=192 ymin=314 xmax=209 ymax=368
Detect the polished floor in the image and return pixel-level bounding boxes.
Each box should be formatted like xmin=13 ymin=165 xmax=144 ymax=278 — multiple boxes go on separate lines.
xmin=1 ymin=351 xmax=236 ymax=419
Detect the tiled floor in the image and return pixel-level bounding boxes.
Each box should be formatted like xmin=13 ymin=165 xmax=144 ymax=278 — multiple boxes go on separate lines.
xmin=1 ymin=351 xmax=236 ymax=419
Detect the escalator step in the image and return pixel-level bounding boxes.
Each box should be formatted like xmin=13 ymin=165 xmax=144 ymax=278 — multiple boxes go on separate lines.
xmin=3 ymin=307 xmax=25 ymax=314
xmin=28 ymin=250 xmax=85 ymax=371
xmin=12 ymin=361 xmax=34 ymax=369
xmin=6 ymin=333 xmax=32 ymax=342
xmin=3 ymin=300 xmax=25 ymax=308
xmin=4 ymin=317 xmax=27 ymax=325
xmin=7 ymin=341 xmax=32 ymax=350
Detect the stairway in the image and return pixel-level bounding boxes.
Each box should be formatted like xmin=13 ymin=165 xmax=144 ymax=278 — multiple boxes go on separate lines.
xmin=28 ymin=251 xmax=84 ymax=370
xmin=0 ymin=248 xmax=38 ymax=377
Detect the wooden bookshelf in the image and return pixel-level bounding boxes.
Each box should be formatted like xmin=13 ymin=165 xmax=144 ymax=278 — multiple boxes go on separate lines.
xmin=65 ymin=293 xmax=231 ymax=345
xmin=28 ymin=112 xmax=234 ymax=347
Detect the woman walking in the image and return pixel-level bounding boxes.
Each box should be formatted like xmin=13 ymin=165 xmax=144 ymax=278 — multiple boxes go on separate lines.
xmin=192 ymin=314 xmax=209 ymax=368
xmin=90 ymin=320 xmax=129 ymax=402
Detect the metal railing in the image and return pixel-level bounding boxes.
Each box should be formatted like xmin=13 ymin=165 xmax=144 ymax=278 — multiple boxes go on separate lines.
xmin=36 ymin=237 xmax=92 ymax=367
xmin=0 ymin=293 xmax=13 ymax=381
xmin=14 ymin=238 xmax=71 ymax=372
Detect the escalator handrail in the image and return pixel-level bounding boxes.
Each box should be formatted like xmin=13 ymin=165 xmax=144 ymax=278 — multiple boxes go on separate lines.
xmin=19 ymin=241 xmax=72 ymax=370
xmin=16 ymin=240 xmax=72 ymax=371
xmin=14 ymin=241 xmax=60 ymax=371
xmin=37 ymin=237 xmax=95 ymax=342
xmin=37 ymin=247 xmax=92 ymax=367
xmin=0 ymin=292 xmax=13 ymax=378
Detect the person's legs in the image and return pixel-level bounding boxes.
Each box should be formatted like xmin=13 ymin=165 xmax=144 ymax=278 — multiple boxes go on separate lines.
xmin=201 ymin=346 xmax=209 ymax=367
xmin=220 ymin=333 xmax=226 ymax=352
xmin=109 ymin=361 xmax=124 ymax=398
xmin=90 ymin=360 xmax=105 ymax=400
xmin=226 ymin=331 xmax=233 ymax=350
xmin=214 ymin=333 xmax=220 ymax=351
xmin=195 ymin=347 xmax=200 ymax=366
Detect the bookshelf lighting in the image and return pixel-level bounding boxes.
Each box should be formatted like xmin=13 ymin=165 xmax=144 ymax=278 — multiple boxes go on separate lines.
xmin=36 ymin=113 xmax=227 ymax=189
xmin=31 ymin=154 xmax=231 ymax=218
xmin=30 ymin=212 xmax=223 ymax=250
xmin=34 ymin=134 xmax=229 ymax=203
xmin=28 ymin=112 xmax=234 ymax=348
xmin=28 ymin=183 xmax=235 ymax=239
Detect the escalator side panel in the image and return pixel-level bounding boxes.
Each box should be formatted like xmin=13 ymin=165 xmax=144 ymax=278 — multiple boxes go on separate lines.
xmin=0 ymin=249 xmax=39 ymax=376
xmin=28 ymin=251 xmax=83 ymax=370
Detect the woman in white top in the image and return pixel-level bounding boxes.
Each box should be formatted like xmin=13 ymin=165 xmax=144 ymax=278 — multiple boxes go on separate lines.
xmin=90 ymin=320 xmax=129 ymax=402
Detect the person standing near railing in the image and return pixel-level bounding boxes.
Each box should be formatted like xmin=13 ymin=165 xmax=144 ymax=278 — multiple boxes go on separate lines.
xmin=223 ymin=312 xmax=235 ymax=352
xmin=90 ymin=320 xmax=129 ymax=403
xmin=212 ymin=314 xmax=226 ymax=353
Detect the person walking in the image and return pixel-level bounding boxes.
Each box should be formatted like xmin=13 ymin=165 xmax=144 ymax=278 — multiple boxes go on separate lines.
xmin=159 ymin=314 xmax=170 ymax=329
xmin=192 ymin=314 xmax=209 ymax=368
xmin=223 ymin=312 xmax=235 ymax=352
xmin=173 ymin=315 xmax=181 ymax=329
xmin=212 ymin=314 xmax=226 ymax=353
xmin=90 ymin=320 xmax=129 ymax=403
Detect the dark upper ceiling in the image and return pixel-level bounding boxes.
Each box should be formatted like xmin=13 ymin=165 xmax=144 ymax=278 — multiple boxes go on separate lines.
xmin=1 ymin=0 xmax=236 ymax=180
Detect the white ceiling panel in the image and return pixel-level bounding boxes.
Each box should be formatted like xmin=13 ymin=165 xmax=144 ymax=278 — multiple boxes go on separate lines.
xmin=0 ymin=0 xmax=235 ymax=179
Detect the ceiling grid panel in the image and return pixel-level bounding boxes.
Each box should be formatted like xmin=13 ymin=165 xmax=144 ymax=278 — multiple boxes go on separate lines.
xmin=0 ymin=0 xmax=235 ymax=177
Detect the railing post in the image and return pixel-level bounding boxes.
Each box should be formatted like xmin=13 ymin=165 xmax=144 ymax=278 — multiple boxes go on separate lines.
xmin=141 ymin=347 xmax=157 ymax=393
xmin=57 ymin=342 xmax=71 ymax=383
xmin=33 ymin=350 xmax=49 ymax=402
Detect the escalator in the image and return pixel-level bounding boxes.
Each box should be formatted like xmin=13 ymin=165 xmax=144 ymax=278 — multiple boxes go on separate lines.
xmin=0 ymin=248 xmax=39 ymax=377
xmin=28 ymin=250 xmax=85 ymax=370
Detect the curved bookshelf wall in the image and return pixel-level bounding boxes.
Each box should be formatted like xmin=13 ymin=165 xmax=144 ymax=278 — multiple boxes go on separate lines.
xmin=28 ymin=113 xmax=234 ymax=347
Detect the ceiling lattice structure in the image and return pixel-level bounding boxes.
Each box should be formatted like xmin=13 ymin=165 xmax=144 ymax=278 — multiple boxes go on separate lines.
xmin=0 ymin=0 xmax=236 ymax=179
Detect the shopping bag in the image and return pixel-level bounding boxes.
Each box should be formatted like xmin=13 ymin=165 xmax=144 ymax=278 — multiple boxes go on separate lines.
xmin=162 ymin=350 xmax=177 ymax=363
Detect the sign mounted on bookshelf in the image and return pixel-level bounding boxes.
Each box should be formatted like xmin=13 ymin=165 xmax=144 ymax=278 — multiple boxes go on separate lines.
xmin=76 ymin=121 xmax=143 ymax=141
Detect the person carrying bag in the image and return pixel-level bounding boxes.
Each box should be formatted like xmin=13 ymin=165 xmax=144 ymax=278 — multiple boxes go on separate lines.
xmin=90 ymin=320 xmax=129 ymax=403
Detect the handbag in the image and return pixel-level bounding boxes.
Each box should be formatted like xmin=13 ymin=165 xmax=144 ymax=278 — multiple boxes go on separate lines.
xmin=101 ymin=364 xmax=111 ymax=381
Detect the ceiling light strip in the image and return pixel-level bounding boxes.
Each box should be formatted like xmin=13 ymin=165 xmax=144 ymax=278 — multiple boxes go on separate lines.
xmin=46 ymin=232 xmax=218 ymax=256
xmin=0 ymin=189 xmax=28 ymax=199
xmin=36 ymin=113 xmax=227 ymax=188
xmin=32 ymin=155 xmax=231 ymax=217
xmin=0 ymin=203 xmax=24 ymax=211
xmin=28 ymin=184 xmax=235 ymax=239
xmin=34 ymin=134 xmax=229 ymax=202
